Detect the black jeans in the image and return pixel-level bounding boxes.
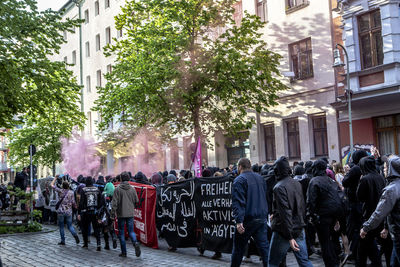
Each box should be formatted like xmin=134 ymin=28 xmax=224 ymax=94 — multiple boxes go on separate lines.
xmin=231 ymin=218 xmax=269 ymax=267
xmin=81 ymin=212 xmax=101 ymax=247
xmin=315 ymin=216 xmax=340 ymax=267
xmin=357 ymin=230 xmax=382 ymax=267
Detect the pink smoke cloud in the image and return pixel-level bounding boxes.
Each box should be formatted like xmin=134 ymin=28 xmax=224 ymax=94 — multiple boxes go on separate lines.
xmin=61 ymin=136 xmax=101 ymax=179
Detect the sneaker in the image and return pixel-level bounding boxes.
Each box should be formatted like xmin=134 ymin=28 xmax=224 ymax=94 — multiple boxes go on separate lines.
xmin=97 ymin=246 xmax=101 ymax=251
xmin=104 ymin=245 xmax=110 ymax=250
xmin=134 ymin=242 xmax=141 ymax=257
xmin=113 ymin=239 xmax=118 ymax=249
xmin=340 ymin=253 xmax=349 ymax=267
xmin=82 ymin=244 xmax=88 ymax=248
xmin=197 ymin=247 xmax=205 ymax=256
xmin=119 ymin=253 xmax=127 ymax=257
xmin=58 ymin=241 xmax=65 ymax=245
xmin=74 ymin=235 xmax=80 ymax=244
xmin=211 ymin=252 xmax=222 ymax=260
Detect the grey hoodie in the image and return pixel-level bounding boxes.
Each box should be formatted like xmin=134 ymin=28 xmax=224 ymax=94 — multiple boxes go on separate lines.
xmin=363 ymin=156 xmax=400 ymax=240
xmin=111 ymin=181 xmax=139 ymax=218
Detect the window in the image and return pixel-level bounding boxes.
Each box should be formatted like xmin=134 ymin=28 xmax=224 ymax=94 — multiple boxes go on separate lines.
xmin=95 ymin=1 xmax=99 ymax=16
xmin=106 ymin=64 xmax=112 ymax=74
xmin=63 ymin=30 xmax=67 ymax=41
xmin=233 ymin=1 xmax=243 ymax=26
xmin=86 ymin=75 xmax=91 ymax=93
xmin=289 ymin=37 xmax=313 ymax=80
xmin=264 ymin=124 xmax=276 ymax=161
xmin=170 ymin=139 xmax=179 ymax=170
xmin=87 ymin=111 xmax=92 ymax=135
xmin=286 ymin=0 xmax=308 ymax=9
xmin=105 ymin=0 xmax=110 ymax=8
xmin=96 ymin=70 xmax=102 ymax=87
xmin=72 ymin=50 xmax=76 ymax=65
xmin=256 ymin=0 xmax=268 ymax=22
xmin=117 ymin=29 xmax=123 ymax=38
xmin=105 ymin=27 xmax=111 ymax=44
xmin=312 ymin=115 xmax=328 ymax=157
xmin=286 ymin=119 xmax=300 ymax=159
xmin=375 ymin=114 xmax=400 ymax=155
xmin=358 ymin=10 xmax=383 ymax=69
xmin=85 ymin=41 xmax=90 ymax=57
xmin=84 ymin=9 xmax=89 ymax=24
xmin=96 ymin=34 xmax=101 ymax=51
xmin=63 ymin=56 xmax=67 ymax=63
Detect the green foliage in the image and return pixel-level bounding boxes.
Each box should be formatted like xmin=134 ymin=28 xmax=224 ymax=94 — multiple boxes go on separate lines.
xmin=0 ymin=221 xmax=42 ymax=234
xmin=32 ymin=209 xmax=42 ymax=222
xmin=7 ymin=102 xmax=85 ymax=169
xmin=7 ymin=186 xmax=34 ymax=209
xmin=95 ymin=0 xmax=288 ymax=141
xmin=0 ymin=0 xmax=83 ymax=128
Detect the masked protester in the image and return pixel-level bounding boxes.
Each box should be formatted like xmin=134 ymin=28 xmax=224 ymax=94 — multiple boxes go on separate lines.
xmin=78 ymin=176 xmax=104 ymax=251
xmin=307 ymin=160 xmax=343 ymax=267
xmin=360 ymin=155 xmax=400 ymax=267
xmin=268 ymin=156 xmax=313 ymax=267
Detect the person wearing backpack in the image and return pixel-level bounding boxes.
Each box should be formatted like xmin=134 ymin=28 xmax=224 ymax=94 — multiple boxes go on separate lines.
xmin=77 ymin=176 xmax=104 ymax=251
xmin=307 ymin=159 xmax=342 ymax=267
xmin=50 ymin=177 xmax=80 ymax=245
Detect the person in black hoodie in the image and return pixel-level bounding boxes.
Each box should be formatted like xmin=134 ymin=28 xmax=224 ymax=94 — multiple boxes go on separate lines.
xmin=268 ymin=157 xmax=312 ymax=267
xmin=134 ymin=171 xmax=151 ymax=185
xmin=356 ymin=155 xmax=385 ymax=267
xmin=78 ymin=177 xmax=104 ymax=250
xmin=307 ymin=159 xmax=343 ymax=267
xmin=342 ymin=149 xmax=368 ymax=259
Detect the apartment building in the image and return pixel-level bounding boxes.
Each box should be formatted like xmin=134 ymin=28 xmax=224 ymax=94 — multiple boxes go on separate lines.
xmin=334 ymin=0 xmax=400 ymax=158
xmin=58 ymin=0 xmax=342 ymax=173
xmin=202 ymin=0 xmax=342 ymax=168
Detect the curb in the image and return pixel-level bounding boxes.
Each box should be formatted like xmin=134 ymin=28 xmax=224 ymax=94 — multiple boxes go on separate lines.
xmin=0 ymin=226 xmax=56 ymax=238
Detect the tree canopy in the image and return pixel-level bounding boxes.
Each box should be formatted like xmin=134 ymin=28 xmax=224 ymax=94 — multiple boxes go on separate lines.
xmin=0 ymin=0 xmax=81 ymax=128
xmin=95 ymin=0 xmax=288 ymax=142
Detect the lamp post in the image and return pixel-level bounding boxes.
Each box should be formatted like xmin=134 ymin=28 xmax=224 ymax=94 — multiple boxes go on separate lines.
xmin=72 ymin=0 xmax=84 ymax=114
xmin=333 ymin=44 xmax=354 ymax=159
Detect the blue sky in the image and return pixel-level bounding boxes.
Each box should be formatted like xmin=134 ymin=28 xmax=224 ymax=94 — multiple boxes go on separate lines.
xmin=36 ymin=0 xmax=66 ymax=11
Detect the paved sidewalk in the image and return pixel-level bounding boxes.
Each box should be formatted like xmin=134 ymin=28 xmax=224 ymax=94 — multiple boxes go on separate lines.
xmin=0 ymin=225 xmax=349 ymax=266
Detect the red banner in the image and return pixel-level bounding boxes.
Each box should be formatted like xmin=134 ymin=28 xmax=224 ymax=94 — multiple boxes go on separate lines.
xmin=114 ymin=182 xmax=158 ymax=249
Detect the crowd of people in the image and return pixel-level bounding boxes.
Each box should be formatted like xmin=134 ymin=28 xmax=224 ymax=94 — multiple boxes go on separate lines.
xmin=1 ymin=146 xmax=400 ymax=267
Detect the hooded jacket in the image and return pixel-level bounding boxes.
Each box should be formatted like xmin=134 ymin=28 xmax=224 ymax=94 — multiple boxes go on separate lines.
xmin=111 ymin=181 xmax=139 ymax=218
xmin=363 ymin=156 xmax=400 ymax=241
xmin=356 ymin=156 xmax=385 ymax=220
xmin=307 ymin=160 xmax=343 ymax=218
xmin=271 ymin=157 xmax=306 ymax=240
xmin=135 ymin=171 xmax=152 ymax=185
xmin=342 ymin=150 xmax=368 ymax=202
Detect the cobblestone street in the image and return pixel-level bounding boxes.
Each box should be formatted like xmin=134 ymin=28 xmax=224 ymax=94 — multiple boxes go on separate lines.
xmin=0 ymin=226 xmax=349 ymax=267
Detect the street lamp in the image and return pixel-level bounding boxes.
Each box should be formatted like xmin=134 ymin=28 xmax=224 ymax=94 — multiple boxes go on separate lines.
xmin=72 ymin=0 xmax=84 ymax=114
xmin=333 ymin=43 xmax=354 ymax=160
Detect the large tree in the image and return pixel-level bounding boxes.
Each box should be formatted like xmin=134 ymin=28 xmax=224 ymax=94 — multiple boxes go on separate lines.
xmin=0 ymin=0 xmax=81 ymax=128
xmin=95 ymin=0 xmax=288 ymax=142
xmin=7 ymin=97 xmax=85 ymax=175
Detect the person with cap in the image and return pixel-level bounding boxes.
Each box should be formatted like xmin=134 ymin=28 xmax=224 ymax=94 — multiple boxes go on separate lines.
xmin=167 ymin=174 xmax=177 ymax=184
xmin=360 ymin=155 xmax=400 ymax=267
